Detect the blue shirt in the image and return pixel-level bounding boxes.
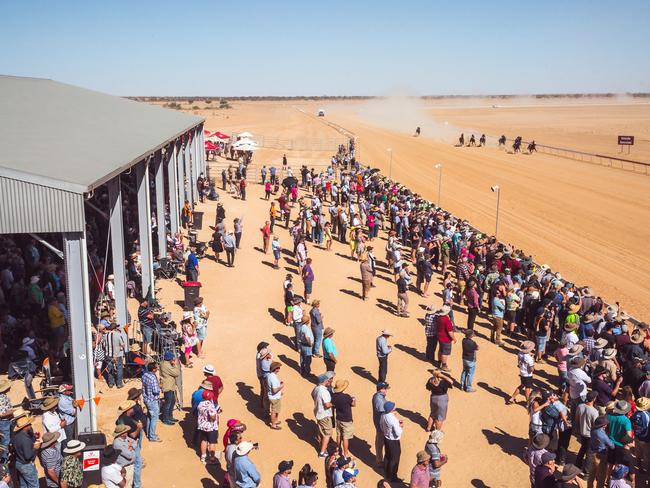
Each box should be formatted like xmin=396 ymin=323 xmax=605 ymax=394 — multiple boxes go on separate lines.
xmin=589 ymin=427 xmax=614 ymax=454
xmin=186 ymin=253 xmax=199 ymax=271
xmin=491 ymin=297 xmax=505 ymax=318
xmin=323 ymin=337 xmax=337 ymax=358
xmin=233 ymin=455 xmax=261 ymax=487
xmin=376 ymin=335 xmax=391 ymax=357
xmin=191 ymin=388 xmax=205 ymax=414
xmin=57 ymin=394 xmax=76 ymax=426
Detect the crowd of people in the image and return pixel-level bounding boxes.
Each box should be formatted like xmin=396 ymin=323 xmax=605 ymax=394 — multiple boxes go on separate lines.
xmin=0 ymin=134 xmax=647 ymax=488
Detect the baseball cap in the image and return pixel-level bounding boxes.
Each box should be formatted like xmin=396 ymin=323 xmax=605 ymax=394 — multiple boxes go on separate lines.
xmin=342 ymin=468 xmax=359 ymax=481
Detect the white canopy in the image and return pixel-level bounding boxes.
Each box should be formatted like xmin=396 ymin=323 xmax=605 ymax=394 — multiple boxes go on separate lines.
xmin=237 ymin=131 xmax=253 ymax=138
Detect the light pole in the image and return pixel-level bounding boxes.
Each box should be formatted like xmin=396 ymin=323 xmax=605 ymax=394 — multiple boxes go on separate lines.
xmin=491 ymin=185 xmax=501 ymax=238
xmin=387 ymin=148 xmax=393 ymax=179
xmin=434 ymin=163 xmax=442 ymax=207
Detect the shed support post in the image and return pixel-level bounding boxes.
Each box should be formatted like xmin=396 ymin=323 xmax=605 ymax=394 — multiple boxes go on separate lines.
xmin=154 ymin=150 xmax=167 ymax=258
xmin=108 ymin=178 xmax=128 ymax=326
xmin=167 ymin=144 xmax=180 ymax=235
xmin=177 ymin=140 xmax=186 ymax=212
xmin=136 ymin=160 xmax=154 ymax=300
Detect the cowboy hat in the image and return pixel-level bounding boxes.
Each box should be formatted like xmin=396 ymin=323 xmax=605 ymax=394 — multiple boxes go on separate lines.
xmin=602 ymin=348 xmax=617 ymax=360
xmin=568 ymin=302 xmax=581 ymax=313
xmin=203 ymin=364 xmax=216 ymax=375
xmin=41 ymin=397 xmax=59 ymax=412
xmin=128 ymin=342 xmax=142 ymax=353
xmin=323 ymin=327 xmax=335 ymax=338
xmin=583 ymin=313 xmax=596 ymax=323
xmin=333 ymin=380 xmax=349 ymax=393
xmin=416 ymin=450 xmax=431 ymax=463
xmin=127 ymin=388 xmax=142 ymax=400
xmin=12 ymin=407 xmax=28 ymax=420
xmin=554 ymin=463 xmax=581 ymax=482
xmin=381 ymin=329 xmax=393 ymax=336
xmin=520 ymin=341 xmax=535 ymax=353
xmin=581 ymin=287 xmax=593 ymax=296
xmin=201 ymin=380 xmax=214 ymax=391
xmin=63 ymin=439 xmax=86 ymax=454
xmin=593 ymin=338 xmax=608 ymax=349
xmin=611 ymin=400 xmax=631 ymax=416
xmin=0 ymin=380 xmax=11 ymax=394
xmin=531 ymin=433 xmax=550 ymax=450
xmin=182 ymin=311 xmax=193 ymax=321
xmin=235 ymin=441 xmax=255 ymax=456
xmin=114 ymin=424 xmax=130 ymax=436
xmin=636 ymin=397 xmax=650 ymax=412
xmin=101 ymin=446 xmax=121 ymax=463
xmin=568 ymin=344 xmax=584 ymax=355
xmin=437 ymin=305 xmax=451 ymax=316
xmin=40 ymin=432 xmax=60 ymax=449
xmin=427 ymin=429 xmax=444 ymax=444
xmin=13 ymin=416 xmax=34 ymax=431
xmin=563 ymin=323 xmax=578 ymax=332
xmin=630 ymin=329 xmax=644 ymax=344
xmin=270 ymin=361 xmax=282 ymax=371
xmin=593 ymin=416 xmax=609 ymax=429
xmin=118 ymin=400 xmax=136 ymax=412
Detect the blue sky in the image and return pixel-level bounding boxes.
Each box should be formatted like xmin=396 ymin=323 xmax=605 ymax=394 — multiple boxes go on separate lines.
xmin=2 ymin=1 xmax=649 ymax=96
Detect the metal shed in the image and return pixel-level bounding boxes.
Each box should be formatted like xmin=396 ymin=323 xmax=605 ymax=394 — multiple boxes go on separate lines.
xmin=0 ymin=75 xmax=206 ymax=432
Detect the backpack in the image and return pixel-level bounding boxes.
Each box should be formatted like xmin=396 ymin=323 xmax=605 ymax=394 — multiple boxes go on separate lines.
xmin=541 ymin=404 xmax=560 ymax=434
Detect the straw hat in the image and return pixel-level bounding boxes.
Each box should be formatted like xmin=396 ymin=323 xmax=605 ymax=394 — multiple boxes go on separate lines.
xmin=333 ymin=380 xmax=349 ymax=393
xmin=568 ymin=302 xmax=581 ymax=313
xmin=12 ymin=407 xmax=28 ymax=420
xmin=270 ymin=361 xmax=282 ymax=371
xmin=602 ymin=348 xmax=617 ymax=360
xmin=41 ymin=396 xmax=59 ymax=412
xmin=569 ymin=357 xmax=586 ymax=369
xmin=381 ymin=329 xmax=393 ymax=337
xmin=114 ymin=424 xmax=130 ymax=436
xmin=611 ymin=400 xmax=631 ymax=416
xmin=235 ymin=441 xmax=255 ymax=456
xmin=63 ymin=439 xmax=86 ymax=454
xmin=630 ymin=329 xmax=644 ymax=344
xmin=416 ymin=450 xmax=431 ymax=463
xmin=13 ymin=415 xmax=34 ymax=431
xmin=583 ymin=313 xmax=596 ymax=323
xmin=568 ymin=344 xmax=584 ymax=355
xmin=40 ymin=432 xmax=60 ymax=449
xmin=129 ymin=343 xmax=141 ymax=352
xmin=564 ymin=323 xmax=578 ymax=332
xmin=437 ymin=305 xmax=451 ymax=316
xmin=427 ymin=430 xmax=444 ymax=444
xmin=520 ymin=341 xmax=535 ymax=353
xmin=0 ymin=380 xmax=11 ymax=393
xmin=118 ymin=400 xmax=136 ymax=412
xmin=594 ymin=338 xmax=608 ymax=349
xmin=323 ymin=327 xmax=335 ymax=338
xmin=636 ymin=397 xmax=650 ymax=412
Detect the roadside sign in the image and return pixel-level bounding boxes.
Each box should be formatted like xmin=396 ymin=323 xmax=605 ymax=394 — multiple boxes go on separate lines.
xmin=83 ymin=450 xmax=100 ymax=471
xmin=618 ymin=135 xmax=634 ymax=145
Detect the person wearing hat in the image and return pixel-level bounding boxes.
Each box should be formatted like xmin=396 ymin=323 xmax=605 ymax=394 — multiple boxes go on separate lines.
xmin=57 ymin=384 xmax=77 ymax=447
xmin=460 ymin=329 xmax=479 ymax=393
xmin=567 ymin=355 xmax=591 ymax=409
xmin=533 ymin=451 xmax=556 ymax=488
xmin=0 ymin=379 xmax=13 ymax=461
xmin=160 ymin=350 xmax=181 ymax=425
xmin=332 ymin=380 xmax=356 ymax=458
xmin=371 ymin=382 xmax=390 ymax=466
xmin=312 ymin=373 xmax=335 ymax=458
xmin=408 ymin=450 xmax=431 ymax=488
xmin=424 ymin=429 xmax=447 ymax=486
xmin=233 ymin=441 xmax=261 ymax=487
xmin=255 ymin=344 xmax=272 ymax=409
xmin=112 ymin=424 xmax=136 ymax=487
xmin=507 ymin=341 xmax=536 ymax=405
xmin=340 ymin=468 xmax=358 ymax=488
xmin=598 ymin=348 xmax=620 ymax=384
xmin=586 ymin=416 xmax=614 ymax=488
xmin=291 ymin=298 xmax=305 ymax=350
xmin=609 ymin=464 xmax=631 ymax=488
xmin=38 ymin=431 xmax=62 ymax=487
xmin=332 ymin=456 xmax=352 ymax=487
xmin=272 ymin=460 xmax=294 ymax=488
xmin=101 ymin=315 xmax=128 ymax=389
xmin=376 ymin=329 xmax=393 ymax=383
xmin=607 ymin=400 xmax=633 ymax=447
xmin=435 ymin=306 xmax=456 ymax=372
xmin=202 ymin=364 xmax=224 ymax=402
xmin=100 ymin=445 xmax=125 ymax=488
xmin=379 ymin=401 xmax=402 ymax=482
xmin=267 ymin=361 xmax=284 ymax=430
xmin=298 ymin=312 xmax=315 ymax=378
xmin=322 ymin=327 xmax=338 ymax=373
xmin=360 ymin=253 xmax=374 ymax=300
xmin=41 ymin=396 xmax=67 ymax=448
xmin=141 ymin=362 xmax=162 ymax=443
xmin=525 ymin=433 xmax=550 ymax=486
xmin=630 ymin=396 xmax=649 ymax=474
xmin=59 ymin=438 xmax=86 ymax=487
xmin=553 ymin=463 xmax=582 ymax=487
xmin=193 ymin=296 xmax=210 ymax=358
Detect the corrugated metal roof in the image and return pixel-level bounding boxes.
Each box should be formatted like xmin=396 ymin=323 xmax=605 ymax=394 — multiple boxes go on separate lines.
xmin=0 ymin=175 xmax=85 ymax=233
xmin=0 ymin=75 xmax=203 ymax=194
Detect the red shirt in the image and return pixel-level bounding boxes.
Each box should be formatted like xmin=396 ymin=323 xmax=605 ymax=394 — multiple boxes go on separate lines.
xmin=261 ymin=225 xmax=271 ymax=238
xmin=205 ymin=375 xmax=223 ymax=400
xmin=436 ymin=315 xmax=454 ymax=343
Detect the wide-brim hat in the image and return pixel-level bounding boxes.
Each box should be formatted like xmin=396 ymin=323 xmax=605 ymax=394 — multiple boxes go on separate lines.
xmin=235 ymin=441 xmax=255 ymax=456
xmin=602 ymin=348 xmax=617 ymax=360
xmin=583 ymin=313 xmax=596 ymax=323
xmin=13 ymin=415 xmax=34 ymax=431
xmin=381 ymin=329 xmax=393 ymax=336
xmin=63 ymin=439 xmax=86 ymax=454
xmin=127 ymin=387 xmax=142 ymax=400
xmin=531 ymin=433 xmax=550 ymax=450
xmin=630 ymin=330 xmax=644 ymax=344
xmin=427 ymin=429 xmax=444 ymax=444
xmin=416 ymin=450 xmax=431 ymax=463
xmin=118 ymin=400 xmax=136 ymax=412
xmin=636 ymin=397 xmax=650 ymax=411
xmin=203 ymin=364 xmax=216 ymax=375
xmin=563 ymin=323 xmax=578 ymax=332
xmin=40 ymin=431 xmax=61 ymax=449
xmin=554 ymin=463 xmax=581 ymax=482
xmin=568 ymin=344 xmax=584 ymax=355
xmin=437 ymin=305 xmax=451 ymax=316
xmin=333 ymin=379 xmax=349 ymax=393
xmin=611 ymin=400 xmax=631 ymax=416
xmin=41 ymin=396 xmax=59 ymax=411
xmin=581 ymin=287 xmax=593 ymax=297
xmin=568 ymin=303 xmax=581 ymax=313
xmin=270 ymin=361 xmax=282 ymax=371
xmin=569 ymin=357 xmax=586 ymax=369
xmin=594 ymin=338 xmax=608 ymax=349
xmin=520 ymin=341 xmax=535 ymax=353
xmin=323 ymin=327 xmax=335 ymax=338
xmin=593 ymin=416 xmax=609 ymax=429
xmin=114 ymin=424 xmax=130 ymax=436
xmin=129 ymin=343 xmax=141 ymax=352
xmin=0 ymin=380 xmax=11 ymax=393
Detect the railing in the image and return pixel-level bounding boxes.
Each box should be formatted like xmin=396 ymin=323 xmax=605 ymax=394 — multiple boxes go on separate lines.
xmin=500 ymin=138 xmax=650 ymax=175
xmin=231 ymin=133 xmax=348 ymax=152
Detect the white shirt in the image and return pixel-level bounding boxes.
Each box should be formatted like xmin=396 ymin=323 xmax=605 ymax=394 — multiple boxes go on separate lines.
xmin=42 ymin=410 xmax=66 ymax=443
xmin=380 ymin=412 xmax=402 ymax=440
xmin=567 ymin=368 xmax=591 ymax=400
xmin=101 ymin=462 xmax=124 ymax=488
xmin=292 ymin=306 xmax=303 ymax=323
xmin=312 ymin=385 xmax=332 ymax=420
xmin=518 ymin=352 xmax=534 ymax=377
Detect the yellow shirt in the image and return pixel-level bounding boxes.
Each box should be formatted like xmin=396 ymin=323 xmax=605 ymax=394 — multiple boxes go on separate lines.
xmin=48 ymin=304 xmax=65 ymax=328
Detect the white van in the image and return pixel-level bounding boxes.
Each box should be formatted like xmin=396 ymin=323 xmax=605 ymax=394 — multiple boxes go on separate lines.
xmin=317 ymin=109 xmax=325 ymax=117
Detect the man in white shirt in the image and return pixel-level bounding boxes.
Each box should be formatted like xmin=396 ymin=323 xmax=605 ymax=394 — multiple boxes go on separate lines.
xmin=311 ymin=373 xmax=334 ymax=458
xmin=41 ymin=397 xmax=66 ymax=448
xmin=380 ymin=401 xmax=402 ymax=482
xmin=100 ymin=446 xmax=126 ymax=488
xmin=508 ymin=341 xmax=536 ymax=405
xmin=567 ymin=357 xmax=591 ymax=407
xmin=292 ymin=300 xmax=304 ymax=350
xmin=267 ymin=361 xmax=284 ymax=430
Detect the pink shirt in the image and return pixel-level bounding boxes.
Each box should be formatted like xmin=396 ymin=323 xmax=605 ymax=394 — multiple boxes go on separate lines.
xmin=409 ymin=464 xmax=430 ymax=488
xmin=554 ymin=347 xmax=569 ymax=372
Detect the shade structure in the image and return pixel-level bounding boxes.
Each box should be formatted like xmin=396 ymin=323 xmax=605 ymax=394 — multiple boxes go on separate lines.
xmin=232 ymin=138 xmax=257 ymax=147
xmin=204 ymin=141 xmax=218 ymax=150
xmin=213 ymin=131 xmax=230 ymax=139
xmin=237 ymin=131 xmax=253 ymax=138
xmin=234 ymin=144 xmax=258 ymax=151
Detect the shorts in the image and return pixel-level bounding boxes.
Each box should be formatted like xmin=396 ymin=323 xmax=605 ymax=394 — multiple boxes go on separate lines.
xmin=196 ymin=326 xmax=207 ymax=341
xmin=273 ymin=250 xmax=281 ymax=260
xmin=198 ymin=429 xmax=218 ymax=444
xmin=317 ymin=416 xmax=334 ymax=437
xmin=505 ymin=310 xmax=517 ymax=323
xmin=336 ymin=420 xmax=355 ymax=440
xmin=535 ymin=335 xmax=547 ymax=353
xmin=141 ymin=326 xmax=154 ymax=344
xmin=520 ymin=375 xmax=533 ymax=389
xmin=439 ymin=342 xmax=452 ymax=355
xmin=269 ymin=398 xmax=282 ymax=414
xmin=304 ymin=281 xmax=313 ymax=294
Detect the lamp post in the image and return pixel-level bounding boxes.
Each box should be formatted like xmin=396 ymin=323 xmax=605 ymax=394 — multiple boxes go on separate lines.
xmin=491 ymin=185 xmax=501 ymax=238
xmin=434 ymin=163 xmax=442 ymax=207
xmin=387 ymin=148 xmax=393 ymax=179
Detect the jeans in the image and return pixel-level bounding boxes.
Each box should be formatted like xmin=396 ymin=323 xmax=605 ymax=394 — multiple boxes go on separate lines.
xmin=106 ymin=357 xmax=124 ymax=388
xmin=299 ymin=347 xmax=313 ymax=377
xmin=467 ymin=308 xmax=479 ymax=330
xmin=575 ymin=435 xmax=590 ymax=469
xmin=186 ymin=268 xmax=198 ymax=282
xmin=133 ymin=431 xmax=143 ymax=488
xmin=16 ymin=461 xmax=39 ymax=488
xmin=426 ymin=336 xmax=438 ymax=362
xmin=312 ymin=328 xmax=323 ymax=356
xmin=0 ymin=419 xmax=10 ymax=462
xmin=324 ymin=357 xmax=336 ymax=372
xmin=235 ymin=232 xmax=242 ymax=249
xmin=378 ymin=356 xmax=388 ymax=383
xmin=145 ymin=398 xmax=160 ymax=440
xmin=293 ymin=321 xmax=301 ymax=349
xmin=162 ymin=390 xmax=176 ymax=422
xmin=460 ymin=359 xmax=476 ymax=390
